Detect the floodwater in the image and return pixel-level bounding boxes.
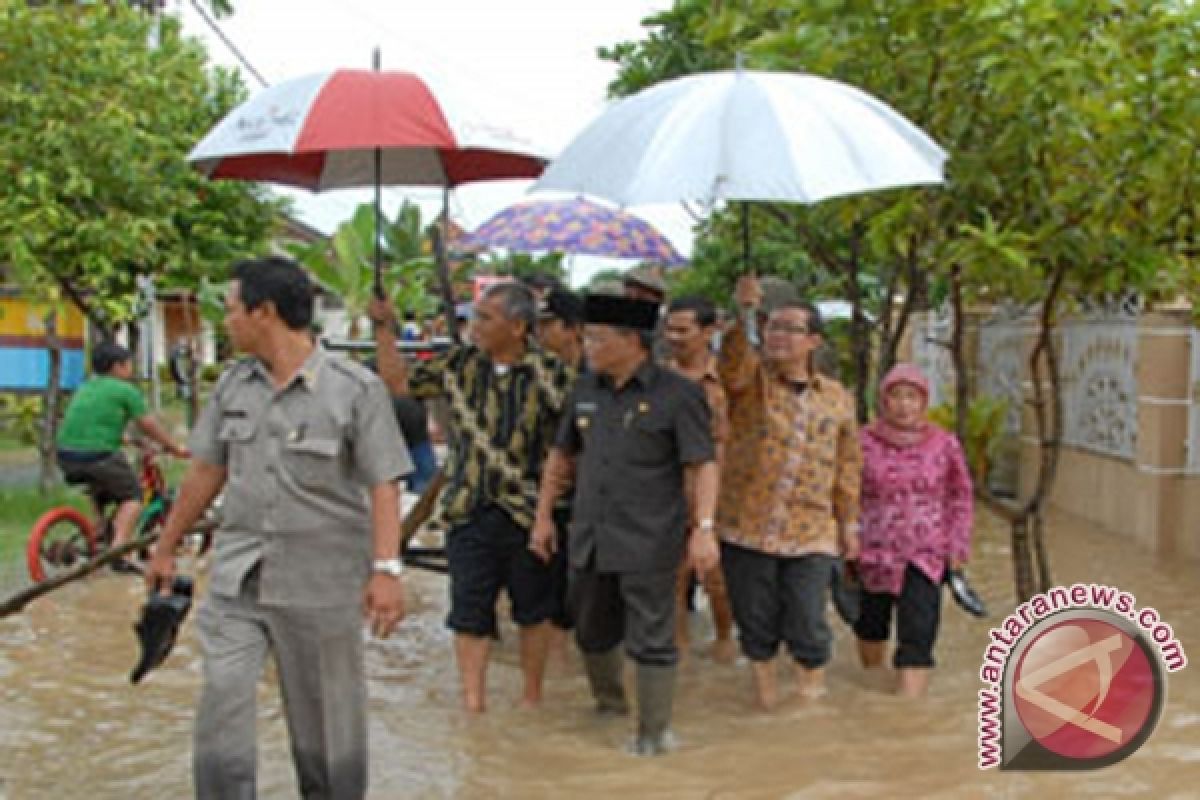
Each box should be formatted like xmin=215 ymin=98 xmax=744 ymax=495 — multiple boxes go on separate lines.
xmin=1 ymin=508 xmax=1197 ymax=799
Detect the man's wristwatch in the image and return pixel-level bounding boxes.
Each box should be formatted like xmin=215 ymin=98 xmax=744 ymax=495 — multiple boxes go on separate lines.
xmin=696 ymin=518 xmax=716 ymax=533
xmin=372 ymin=558 xmax=404 ymax=578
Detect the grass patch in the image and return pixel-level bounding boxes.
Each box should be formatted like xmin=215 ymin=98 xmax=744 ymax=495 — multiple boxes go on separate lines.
xmin=0 ymin=435 xmax=30 ymax=453
xmin=0 ymin=485 xmax=91 ymax=567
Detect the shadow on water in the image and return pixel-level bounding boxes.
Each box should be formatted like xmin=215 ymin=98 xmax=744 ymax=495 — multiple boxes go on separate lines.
xmin=1 ymin=508 xmax=1198 ymax=798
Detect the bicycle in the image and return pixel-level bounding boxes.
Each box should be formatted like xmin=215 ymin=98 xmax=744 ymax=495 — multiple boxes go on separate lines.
xmin=25 ymin=446 xmax=212 ymax=582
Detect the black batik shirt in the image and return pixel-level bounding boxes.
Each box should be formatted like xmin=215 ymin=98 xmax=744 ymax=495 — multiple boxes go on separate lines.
xmin=408 ymin=343 xmax=574 ymax=530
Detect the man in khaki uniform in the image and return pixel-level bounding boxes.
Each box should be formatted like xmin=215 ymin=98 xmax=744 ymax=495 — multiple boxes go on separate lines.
xmin=148 ymin=257 xmax=412 ymax=800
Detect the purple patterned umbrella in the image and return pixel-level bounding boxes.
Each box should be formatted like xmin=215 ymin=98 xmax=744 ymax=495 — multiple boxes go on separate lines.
xmin=460 ymin=196 xmax=685 ymax=266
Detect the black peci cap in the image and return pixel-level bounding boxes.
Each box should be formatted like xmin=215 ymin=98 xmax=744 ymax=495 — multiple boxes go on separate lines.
xmin=583 ymin=293 xmax=660 ymax=332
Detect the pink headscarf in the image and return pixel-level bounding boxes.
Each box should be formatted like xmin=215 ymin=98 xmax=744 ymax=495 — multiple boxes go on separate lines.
xmin=868 ymin=363 xmax=935 ymax=448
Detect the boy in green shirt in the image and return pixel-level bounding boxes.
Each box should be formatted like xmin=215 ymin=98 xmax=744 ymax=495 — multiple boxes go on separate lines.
xmin=56 ymin=342 xmax=189 ymax=572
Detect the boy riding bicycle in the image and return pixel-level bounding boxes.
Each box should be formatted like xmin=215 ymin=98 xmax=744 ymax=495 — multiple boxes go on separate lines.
xmin=55 ymin=342 xmax=189 ymax=573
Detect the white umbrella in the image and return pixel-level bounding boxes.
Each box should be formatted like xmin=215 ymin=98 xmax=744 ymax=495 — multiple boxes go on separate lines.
xmin=535 ymin=67 xmax=946 ymax=207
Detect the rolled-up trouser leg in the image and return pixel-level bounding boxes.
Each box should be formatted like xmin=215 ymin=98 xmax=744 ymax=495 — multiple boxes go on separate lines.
xmin=780 ymin=554 xmax=835 ymax=669
xmin=194 ymin=590 xmax=270 ymax=800
xmin=634 ymin=664 xmax=677 ymax=755
xmin=269 ymin=602 xmax=367 ymax=800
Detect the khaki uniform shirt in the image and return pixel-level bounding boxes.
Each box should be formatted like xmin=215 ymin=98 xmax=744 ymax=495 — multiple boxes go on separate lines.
xmin=716 ymin=323 xmax=861 ymax=556
xmin=191 ymin=347 xmax=412 ymax=607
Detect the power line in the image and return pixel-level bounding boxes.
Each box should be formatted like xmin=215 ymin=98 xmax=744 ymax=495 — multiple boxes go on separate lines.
xmin=180 ymin=2 xmax=482 ymax=232
xmin=185 ymin=0 xmax=269 ymax=88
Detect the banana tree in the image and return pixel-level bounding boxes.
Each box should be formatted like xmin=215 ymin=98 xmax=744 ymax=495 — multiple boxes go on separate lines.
xmin=288 ymin=201 xmax=438 ymax=339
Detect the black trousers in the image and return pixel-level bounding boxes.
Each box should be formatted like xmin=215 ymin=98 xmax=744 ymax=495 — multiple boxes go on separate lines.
xmin=854 ymin=563 xmax=943 ymax=668
xmin=721 ymin=543 xmax=835 ymax=668
xmin=444 ymin=506 xmax=556 ymax=637
xmin=569 ymin=565 xmax=678 ymax=667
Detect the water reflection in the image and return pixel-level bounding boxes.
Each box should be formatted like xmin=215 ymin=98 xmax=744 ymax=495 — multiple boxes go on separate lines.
xmin=1 ymin=509 xmax=1197 ymax=798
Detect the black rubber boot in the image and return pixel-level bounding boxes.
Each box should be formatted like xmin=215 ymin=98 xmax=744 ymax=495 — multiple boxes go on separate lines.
xmin=630 ymin=663 xmax=676 ymax=756
xmin=582 ymin=648 xmax=629 ymax=715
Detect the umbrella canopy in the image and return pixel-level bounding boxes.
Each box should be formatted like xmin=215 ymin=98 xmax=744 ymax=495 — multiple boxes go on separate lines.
xmin=188 ymin=68 xmax=548 ymax=190
xmin=459 ymin=196 xmax=685 ymax=266
xmin=535 ymin=68 xmax=946 ymax=206
xmin=189 ymin=64 xmax=548 ymax=334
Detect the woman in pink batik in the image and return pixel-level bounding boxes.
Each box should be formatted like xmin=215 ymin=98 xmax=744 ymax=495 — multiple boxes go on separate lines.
xmin=854 ymin=363 xmax=973 ymax=697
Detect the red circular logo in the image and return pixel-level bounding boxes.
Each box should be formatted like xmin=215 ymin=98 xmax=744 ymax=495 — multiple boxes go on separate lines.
xmin=1012 ymin=617 xmax=1157 ymax=761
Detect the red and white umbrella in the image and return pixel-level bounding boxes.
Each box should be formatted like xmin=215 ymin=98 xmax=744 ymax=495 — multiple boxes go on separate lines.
xmin=188 ymin=68 xmax=548 ymax=189
xmin=189 ymin=64 xmax=549 ymax=321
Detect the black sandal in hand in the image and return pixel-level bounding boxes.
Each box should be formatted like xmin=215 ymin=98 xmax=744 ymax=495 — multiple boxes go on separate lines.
xmin=945 ymin=569 xmax=988 ymax=618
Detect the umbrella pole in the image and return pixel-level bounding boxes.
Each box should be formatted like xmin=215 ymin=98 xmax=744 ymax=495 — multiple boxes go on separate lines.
xmin=740 ymin=201 xmax=761 ymax=347
xmin=432 ymin=188 xmax=460 ymax=343
xmin=374 ymin=147 xmax=383 ymax=297
xmin=741 ymin=202 xmax=751 ymax=274
xmin=372 ymin=48 xmax=384 ymax=298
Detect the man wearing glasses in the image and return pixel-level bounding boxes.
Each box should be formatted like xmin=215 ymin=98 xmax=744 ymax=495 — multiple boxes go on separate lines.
xmin=716 ymin=276 xmax=862 ymax=710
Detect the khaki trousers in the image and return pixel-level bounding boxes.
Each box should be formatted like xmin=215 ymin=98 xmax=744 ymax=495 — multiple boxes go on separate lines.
xmin=193 ymin=570 xmax=366 ymax=799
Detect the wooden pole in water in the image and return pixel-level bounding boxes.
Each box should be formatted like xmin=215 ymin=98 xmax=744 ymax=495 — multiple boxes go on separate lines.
xmin=0 ymin=521 xmax=209 ymax=619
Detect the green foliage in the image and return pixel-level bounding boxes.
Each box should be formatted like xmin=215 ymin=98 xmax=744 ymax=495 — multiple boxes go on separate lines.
xmin=0 ymin=395 xmax=42 ymax=446
xmin=603 ymin=0 xmax=1199 ymax=322
xmin=195 ymin=277 xmax=228 ymax=329
xmin=0 ymin=484 xmax=91 ymax=567
xmin=0 ymin=2 xmax=283 ymax=334
xmin=287 ymin=201 xmax=439 ymax=338
xmin=471 ymin=251 xmax=566 ymax=284
xmin=583 ymin=268 xmax=628 ymax=291
xmin=929 ymin=394 xmax=1010 ymax=482
xmin=198 ymin=362 xmax=224 ymax=384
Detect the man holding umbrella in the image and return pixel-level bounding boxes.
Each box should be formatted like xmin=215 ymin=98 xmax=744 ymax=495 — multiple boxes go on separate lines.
xmin=531 ymin=293 xmax=719 ymax=756
xmin=716 ymin=276 xmax=861 ymax=709
xmin=370 ymin=283 xmax=574 ymax=713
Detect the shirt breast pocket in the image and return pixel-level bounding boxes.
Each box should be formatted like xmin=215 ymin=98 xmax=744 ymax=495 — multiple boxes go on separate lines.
xmin=285 ymin=437 xmax=342 ymax=487
xmin=217 ymin=417 xmax=257 ymax=475
xmin=627 ymin=412 xmax=673 ymax=466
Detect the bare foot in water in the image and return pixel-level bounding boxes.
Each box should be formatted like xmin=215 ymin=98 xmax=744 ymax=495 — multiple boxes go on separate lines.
xmin=794 ymin=665 xmax=826 ymax=702
xmin=711 ymin=638 xmax=737 ymax=664
xmin=751 ymin=659 xmax=779 ymax=711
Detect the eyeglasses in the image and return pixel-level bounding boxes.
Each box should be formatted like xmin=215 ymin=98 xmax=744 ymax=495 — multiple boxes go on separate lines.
xmin=764 ymin=322 xmax=810 ymax=335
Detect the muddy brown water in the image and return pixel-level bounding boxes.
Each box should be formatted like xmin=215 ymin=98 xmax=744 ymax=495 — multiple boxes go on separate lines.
xmin=1 ymin=508 xmax=1197 ymax=799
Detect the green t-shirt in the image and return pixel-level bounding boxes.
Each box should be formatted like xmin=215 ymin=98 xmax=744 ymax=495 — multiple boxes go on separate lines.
xmin=56 ymin=375 xmax=147 ymax=453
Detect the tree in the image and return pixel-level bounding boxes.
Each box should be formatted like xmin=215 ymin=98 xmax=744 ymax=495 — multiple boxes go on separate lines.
xmin=470 ymin=251 xmax=566 ymax=285
xmin=287 ymin=201 xmax=439 ymax=339
xmin=0 ymin=1 xmax=281 ymax=336
xmin=1 ymin=1 xmax=280 ymax=492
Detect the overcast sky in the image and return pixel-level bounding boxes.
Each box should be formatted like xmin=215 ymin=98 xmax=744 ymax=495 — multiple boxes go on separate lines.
xmin=175 ymin=0 xmax=691 ymax=284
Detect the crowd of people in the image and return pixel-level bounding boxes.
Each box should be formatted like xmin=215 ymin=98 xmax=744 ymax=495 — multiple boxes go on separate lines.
xmin=50 ymin=255 xmax=975 ymax=797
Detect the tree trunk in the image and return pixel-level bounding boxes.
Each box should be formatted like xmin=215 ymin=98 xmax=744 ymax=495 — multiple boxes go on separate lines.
xmin=846 ymin=225 xmax=871 ymax=423
xmin=880 ymin=235 xmax=923 ymax=376
xmin=1010 ymin=515 xmax=1036 ymax=604
xmin=1009 ymin=261 xmax=1067 ymax=599
xmin=950 ymin=263 xmax=969 ymax=449
xmin=184 ymin=295 xmax=200 ymax=429
xmin=38 ymin=310 xmax=62 ymax=495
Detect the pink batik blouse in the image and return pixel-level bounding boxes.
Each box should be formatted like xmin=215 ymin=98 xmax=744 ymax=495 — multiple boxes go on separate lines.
xmin=857 ymin=424 xmax=973 ymax=596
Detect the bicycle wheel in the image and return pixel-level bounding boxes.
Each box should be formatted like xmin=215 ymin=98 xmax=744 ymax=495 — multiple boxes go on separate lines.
xmin=26 ymin=507 xmax=97 ymax=582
